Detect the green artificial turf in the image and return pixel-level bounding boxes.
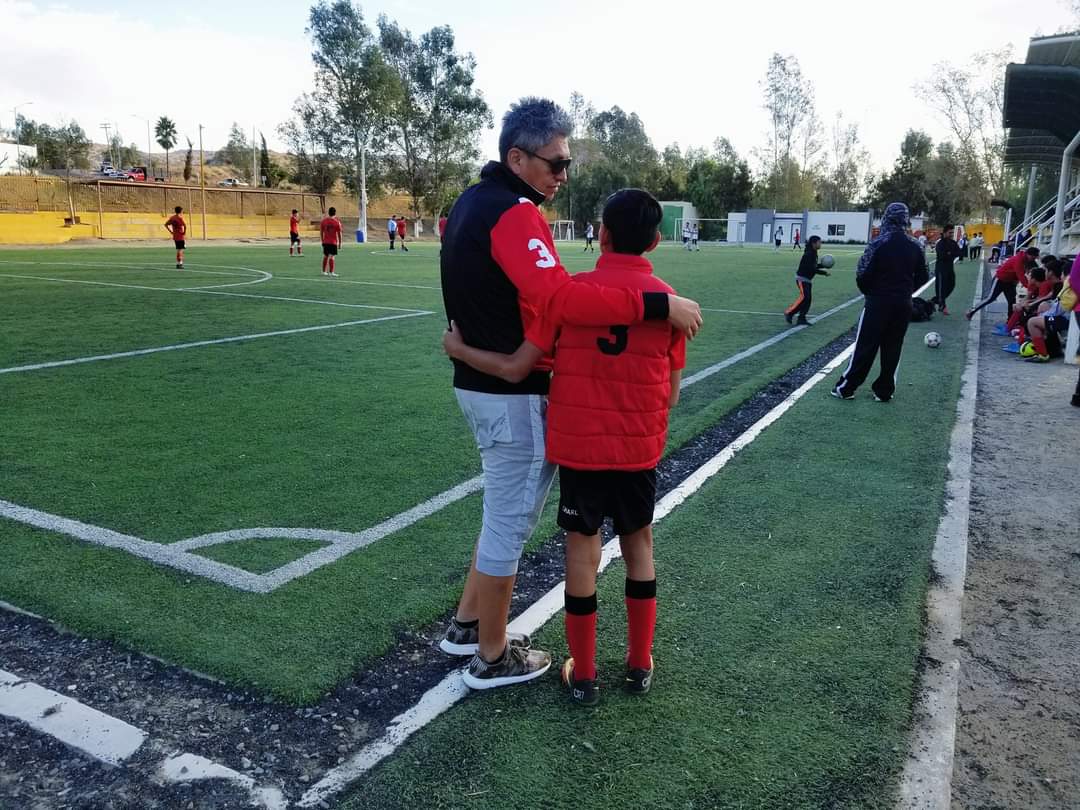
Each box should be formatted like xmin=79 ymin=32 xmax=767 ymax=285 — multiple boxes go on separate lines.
xmin=340 ymin=267 xmax=980 ymax=810
xmin=0 ymin=240 xmax=969 ymax=704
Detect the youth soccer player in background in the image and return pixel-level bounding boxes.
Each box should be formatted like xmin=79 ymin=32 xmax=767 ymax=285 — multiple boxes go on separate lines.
xmin=320 ymin=207 xmax=342 ymax=276
xmin=289 ymin=209 xmax=302 ymax=256
xmin=164 ymin=206 xmax=186 ymax=269
xmin=784 ymin=235 xmax=830 ymax=325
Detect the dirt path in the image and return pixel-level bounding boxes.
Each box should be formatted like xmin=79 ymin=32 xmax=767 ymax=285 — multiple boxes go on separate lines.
xmin=951 ymin=306 xmax=1080 ymax=809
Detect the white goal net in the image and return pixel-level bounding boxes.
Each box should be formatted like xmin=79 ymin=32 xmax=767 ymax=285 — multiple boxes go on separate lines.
xmin=550 ymin=220 xmax=575 ymax=241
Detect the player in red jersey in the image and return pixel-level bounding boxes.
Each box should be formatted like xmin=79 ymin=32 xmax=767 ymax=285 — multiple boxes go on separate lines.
xmin=320 ymin=207 xmax=342 ymax=276
xmin=443 ymin=189 xmax=685 ymax=705
xmin=164 ymin=206 xmax=186 ymax=269
xmin=965 ymin=247 xmax=1038 ymax=320
xmin=289 ymin=209 xmax=302 ymax=256
xmin=396 ymin=216 xmax=409 ymax=251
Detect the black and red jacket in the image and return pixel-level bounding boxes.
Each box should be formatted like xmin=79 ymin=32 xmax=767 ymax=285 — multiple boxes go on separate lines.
xmin=441 ymin=161 xmax=669 ymax=395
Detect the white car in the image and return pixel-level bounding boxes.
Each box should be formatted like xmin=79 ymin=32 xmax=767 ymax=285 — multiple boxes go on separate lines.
xmin=218 ymin=178 xmax=250 ymax=188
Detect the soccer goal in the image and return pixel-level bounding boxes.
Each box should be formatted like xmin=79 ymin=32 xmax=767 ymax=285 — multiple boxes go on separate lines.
xmin=673 ymin=218 xmax=729 ymax=244
xmin=550 ymin=220 xmax=575 ymax=241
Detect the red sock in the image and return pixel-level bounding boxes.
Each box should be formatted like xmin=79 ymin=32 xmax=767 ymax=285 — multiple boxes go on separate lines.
xmin=289 ymin=246 xmax=294 ymax=255
xmin=329 ymin=257 xmax=335 ymax=273
xmin=1033 ymin=335 xmax=1048 ymax=356
xmin=176 ymin=251 xmax=182 ymax=263
xmin=1006 ymin=310 xmax=1021 ymax=330
xmin=564 ymin=593 xmax=597 ymax=681
xmin=322 ymin=256 xmax=328 ymax=272
xmin=625 ymin=578 xmax=657 ymax=670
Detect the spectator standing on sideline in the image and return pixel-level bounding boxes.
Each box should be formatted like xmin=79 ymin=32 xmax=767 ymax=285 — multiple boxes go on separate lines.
xmin=792 ymin=228 xmax=801 ymax=250
xmin=831 ymin=202 xmax=928 ymax=402
xmin=437 ymin=97 xmax=702 ymax=690
xmin=933 ymin=225 xmax=962 ymax=314
xmin=289 ymin=209 xmax=302 ymax=256
xmin=584 ymin=221 xmax=595 ymax=252
xmin=164 ymin=206 xmax=186 ymax=270
xmin=387 ymin=216 xmax=398 ymax=250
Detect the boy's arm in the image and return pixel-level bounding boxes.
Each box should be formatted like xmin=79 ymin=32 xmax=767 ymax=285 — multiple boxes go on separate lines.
xmin=442 ymin=321 xmax=545 ymax=384
xmin=668 ymin=369 xmax=682 ymax=407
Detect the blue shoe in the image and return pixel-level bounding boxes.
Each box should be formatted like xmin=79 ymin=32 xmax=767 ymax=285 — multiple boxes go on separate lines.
xmin=991 ymin=324 xmax=1010 ymax=336
xmin=1002 ymin=342 xmax=1020 ymax=353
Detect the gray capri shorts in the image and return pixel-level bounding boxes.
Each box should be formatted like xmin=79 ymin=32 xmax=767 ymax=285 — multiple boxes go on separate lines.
xmin=454 ymin=389 xmax=556 ymax=576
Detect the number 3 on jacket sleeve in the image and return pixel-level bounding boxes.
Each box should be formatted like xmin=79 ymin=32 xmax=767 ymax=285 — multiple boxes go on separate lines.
xmin=527 ymin=238 xmax=557 ymax=268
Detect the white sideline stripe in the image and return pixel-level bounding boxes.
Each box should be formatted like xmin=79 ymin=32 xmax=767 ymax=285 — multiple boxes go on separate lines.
xmin=0 ymin=260 xmax=273 ymax=291
xmin=297 ymin=340 xmax=859 ymax=808
xmin=0 ymin=668 xmax=148 ymax=765
xmin=897 ymin=268 xmax=982 ymax=808
xmin=0 ymin=272 xmax=422 ymax=313
xmin=681 ymin=294 xmax=863 ymax=387
xmin=701 ymin=307 xmax=789 ymax=316
xmin=271 ymin=274 xmax=441 ymax=291
xmin=0 ymin=312 xmax=432 ymax=376
xmin=160 ymin=753 xmax=287 ymax=810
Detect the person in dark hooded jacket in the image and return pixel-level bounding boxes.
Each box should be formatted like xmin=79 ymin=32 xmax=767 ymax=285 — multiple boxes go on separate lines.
xmin=831 ymin=202 xmax=929 ymax=402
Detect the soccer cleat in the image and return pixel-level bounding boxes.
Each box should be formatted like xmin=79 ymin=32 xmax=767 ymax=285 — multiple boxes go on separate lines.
xmin=1024 ymin=353 xmax=1051 ymax=363
xmin=561 ymin=658 xmax=600 ymax=706
xmin=462 ymin=644 xmax=551 ymax=690
xmin=992 ymin=324 xmax=1010 ymax=336
xmin=176 ymin=263 xmax=183 ymax=269
xmin=830 ymin=386 xmax=854 ymax=401
xmin=940 ymin=307 xmax=950 ymax=315
xmin=964 ymin=310 xmax=974 ymax=321
xmin=625 ymin=655 xmax=654 ymax=696
xmin=1002 ymin=342 xmax=1020 ymax=353
xmin=784 ymin=312 xmax=793 ymax=325
xmin=329 ymin=271 xmax=338 ymax=277
xmin=1071 ymin=394 xmax=1080 ymax=407
xmin=322 ymin=271 xmax=328 ymax=275
xmin=796 ymin=317 xmax=811 ymax=326
xmin=439 ymin=617 xmax=531 ymax=656
xmin=872 ymin=393 xmax=891 ymax=403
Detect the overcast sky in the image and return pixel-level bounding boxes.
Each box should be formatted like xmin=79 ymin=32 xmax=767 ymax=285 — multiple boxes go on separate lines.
xmin=2 ymin=0 xmax=1076 ymax=173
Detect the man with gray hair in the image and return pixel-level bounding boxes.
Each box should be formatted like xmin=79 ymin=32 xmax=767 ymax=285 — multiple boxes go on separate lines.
xmin=439 ymin=96 xmax=702 ymax=690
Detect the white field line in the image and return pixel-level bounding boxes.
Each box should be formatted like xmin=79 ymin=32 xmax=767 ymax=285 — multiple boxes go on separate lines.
xmin=270 ymin=274 xmax=441 ymax=291
xmin=160 ymin=753 xmax=286 ymax=810
xmin=0 ymin=312 xmax=432 ymax=377
xmin=700 ymin=307 xmax=790 ymax=316
xmin=0 ymin=260 xmax=273 ymax=291
xmin=681 ymin=294 xmax=863 ymax=387
xmin=896 ymin=268 xmax=983 ymax=809
xmin=0 ymin=668 xmax=147 ymax=765
xmin=297 ymin=339 xmax=859 ymax=808
xmin=0 ymin=272 xmax=422 ymax=313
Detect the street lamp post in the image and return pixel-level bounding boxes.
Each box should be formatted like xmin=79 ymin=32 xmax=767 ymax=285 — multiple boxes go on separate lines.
xmin=12 ymin=101 xmax=33 ymax=174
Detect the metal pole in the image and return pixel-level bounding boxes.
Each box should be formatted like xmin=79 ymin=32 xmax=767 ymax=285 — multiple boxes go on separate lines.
xmin=97 ymin=181 xmax=104 ymax=239
xmin=253 ymin=125 xmax=258 ymax=188
xmin=199 ymin=124 xmax=207 ymax=241
xmin=263 ymin=191 xmax=268 ymax=237
xmin=147 ymin=119 xmax=152 ymax=176
xmin=359 ymin=143 xmax=368 ymax=242
xmin=1023 ymin=165 xmax=1038 ymax=225
xmin=1051 ymin=129 xmax=1080 ymax=255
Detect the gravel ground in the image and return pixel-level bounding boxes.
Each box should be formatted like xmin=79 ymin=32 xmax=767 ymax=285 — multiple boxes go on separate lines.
xmin=0 ymin=330 xmax=855 ymax=810
xmin=951 ymin=308 xmax=1080 ymax=809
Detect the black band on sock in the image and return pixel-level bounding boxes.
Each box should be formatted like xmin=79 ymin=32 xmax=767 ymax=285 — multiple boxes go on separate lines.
xmin=455 ymin=617 xmax=478 ymax=628
xmin=565 ymin=592 xmax=598 ymax=616
xmin=642 ymin=292 xmax=669 ymax=321
xmin=625 ymin=578 xmax=657 ymax=600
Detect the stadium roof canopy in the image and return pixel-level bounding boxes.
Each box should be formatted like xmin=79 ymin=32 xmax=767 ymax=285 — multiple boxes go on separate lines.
xmin=1003 ymin=32 xmax=1080 ymax=166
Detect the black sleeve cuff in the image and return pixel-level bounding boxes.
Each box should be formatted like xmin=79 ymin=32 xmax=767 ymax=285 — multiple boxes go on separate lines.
xmin=642 ymin=291 xmax=669 ymax=321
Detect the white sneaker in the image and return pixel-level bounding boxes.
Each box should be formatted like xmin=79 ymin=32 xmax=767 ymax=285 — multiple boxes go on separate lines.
xmin=330 ymin=271 xmax=338 ymax=277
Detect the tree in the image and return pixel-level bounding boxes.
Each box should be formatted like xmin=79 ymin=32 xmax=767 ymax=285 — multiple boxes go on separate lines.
xmin=686 ymin=140 xmax=753 ymax=223
xmin=183 ymin=137 xmax=194 ymax=182
xmin=155 ymin=117 xmax=178 ymax=179
xmin=278 ymin=92 xmax=347 ymax=196
xmin=217 ymin=123 xmax=252 ymax=178
xmin=106 ymin=135 xmax=141 ymax=169
xmin=761 ymin=55 xmax=815 ymax=172
xmin=587 ymin=107 xmax=658 ymax=185
xmin=925 ymin=142 xmax=986 ymax=226
xmin=871 ymin=130 xmax=934 ymax=214
xmin=15 ymin=116 xmax=91 ymax=171
xmin=819 ymin=113 xmax=870 ymax=210
xmin=378 ymin=17 xmax=491 ymax=222
xmin=307 ymin=0 xmax=395 ymax=235
xmin=917 ymin=47 xmax=1011 ymax=201
xmin=259 ymin=133 xmax=285 ymax=188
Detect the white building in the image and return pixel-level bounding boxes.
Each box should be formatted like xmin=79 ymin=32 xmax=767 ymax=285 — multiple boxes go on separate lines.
xmin=0 ymin=143 xmax=37 ymax=174
xmin=725 ymin=208 xmax=873 ymax=244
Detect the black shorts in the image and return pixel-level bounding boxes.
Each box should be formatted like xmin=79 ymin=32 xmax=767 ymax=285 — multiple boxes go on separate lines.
xmin=322 ymin=243 xmax=338 ymax=256
xmin=557 ymin=466 xmax=656 ymax=537
xmin=775 ymin=239 xmax=782 ymax=247
xmin=290 ymin=232 xmax=300 ymax=244
xmin=1047 ymin=314 xmax=1071 ymax=334
xmin=174 ymin=240 xmax=185 ymax=250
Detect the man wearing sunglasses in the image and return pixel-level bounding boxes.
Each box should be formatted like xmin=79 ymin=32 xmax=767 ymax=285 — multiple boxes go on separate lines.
xmin=439 ymin=96 xmax=703 ymax=691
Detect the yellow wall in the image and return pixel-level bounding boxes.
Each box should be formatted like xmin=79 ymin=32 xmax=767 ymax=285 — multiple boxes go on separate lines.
xmin=963 ymin=222 xmax=1004 ymax=244
xmin=0 ymin=211 xmax=322 ymax=245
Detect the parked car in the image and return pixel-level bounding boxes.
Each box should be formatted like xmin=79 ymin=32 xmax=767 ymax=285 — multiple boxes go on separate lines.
xmin=218 ymin=178 xmax=250 ymax=188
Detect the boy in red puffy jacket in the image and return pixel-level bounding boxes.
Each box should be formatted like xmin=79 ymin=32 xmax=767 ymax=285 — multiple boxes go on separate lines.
xmin=443 ymin=188 xmax=685 ymax=706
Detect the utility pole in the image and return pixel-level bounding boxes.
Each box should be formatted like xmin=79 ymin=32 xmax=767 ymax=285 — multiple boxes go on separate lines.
xmin=100 ymin=123 xmax=113 ymax=166
xmin=131 ymin=115 xmax=152 ymax=175
xmin=198 ymin=124 xmax=207 ymax=241
xmin=13 ymin=101 xmax=32 ymax=174
xmin=252 ymin=125 xmax=257 ymax=188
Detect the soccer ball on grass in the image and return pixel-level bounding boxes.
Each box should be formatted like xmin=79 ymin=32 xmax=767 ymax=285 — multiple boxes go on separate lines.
xmin=819 ymin=254 xmax=835 ymax=269
xmin=924 ymin=332 xmax=942 ymax=348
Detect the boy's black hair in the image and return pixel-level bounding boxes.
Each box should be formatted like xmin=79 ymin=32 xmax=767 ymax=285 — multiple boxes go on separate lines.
xmin=943 ymin=224 xmax=955 ymax=231
xmin=328 ymin=206 xmax=336 ymax=216
xmin=1029 ymin=266 xmax=1047 ymax=282
xmin=807 ymin=235 xmax=822 ymax=246
xmin=1024 ymin=246 xmax=1040 ymax=258
xmin=174 ymin=206 xmax=182 ymax=214
xmin=291 ymin=209 xmax=298 ymax=214
xmin=601 ymin=188 xmax=662 ymax=255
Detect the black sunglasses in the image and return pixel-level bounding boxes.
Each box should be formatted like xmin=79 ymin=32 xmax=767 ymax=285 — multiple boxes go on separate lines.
xmin=516 ymin=147 xmax=572 ymax=174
